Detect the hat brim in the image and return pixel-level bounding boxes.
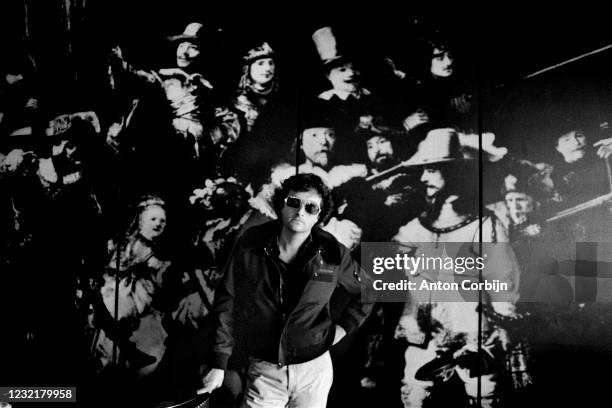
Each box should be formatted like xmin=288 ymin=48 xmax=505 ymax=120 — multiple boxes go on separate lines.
xmin=404 ymin=157 xmax=470 ymax=167
xmin=322 ymin=55 xmax=352 ymax=69
xmin=167 ymin=34 xmax=200 ymax=43
xmin=6 ymin=127 xmax=34 ymax=137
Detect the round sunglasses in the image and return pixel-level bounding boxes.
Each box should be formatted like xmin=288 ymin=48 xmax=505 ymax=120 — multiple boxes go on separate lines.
xmin=284 ymin=196 xmax=322 ymax=216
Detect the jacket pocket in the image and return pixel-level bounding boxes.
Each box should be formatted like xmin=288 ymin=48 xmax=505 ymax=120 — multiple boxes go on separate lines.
xmin=305 ymin=280 xmax=336 ymax=304
xmin=311 ymin=327 xmax=329 ymax=344
xmin=312 ymin=268 xmax=335 ymax=283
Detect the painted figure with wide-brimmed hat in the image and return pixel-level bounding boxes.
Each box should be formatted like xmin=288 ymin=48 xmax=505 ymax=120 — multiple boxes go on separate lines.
xmin=107 ymin=22 xmax=239 ymax=194
xmin=392 ymin=127 xmax=520 ymax=408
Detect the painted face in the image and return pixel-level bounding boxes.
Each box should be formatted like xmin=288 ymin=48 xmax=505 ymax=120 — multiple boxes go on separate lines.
xmin=301 ymin=127 xmax=336 ymax=168
xmin=280 ymin=189 xmax=322 ymax=234
xmin=367 ymin=135 xmax=395 ymax=170
xmin=250 ymin=57 xmax=276 ymax=86
xmin=431 ymin=48 xmax=454 ymax=78
xmin=139 ymin=205 xmax=167 ymax=241
xmin=505 ymin=191 xmax=535 ymax=226
xmin=327 ymin=62 xmax=360 ymax=94
xmin=420 ymin=166 xmax=445 ymax=198
xmin=556 ymin=130 xmax=586 ymax=163
xmin=176 ymin=41 xmax=201 ymax=69
xmin=5 ymin=73 xmax=24 ymax=85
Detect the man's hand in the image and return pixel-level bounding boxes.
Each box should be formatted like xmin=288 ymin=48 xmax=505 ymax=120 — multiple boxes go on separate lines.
xmin=523 ymin=223 xmax=541 ymax=237
xmin=333 ymin=324 xmax=346 ymax=345
xmin=594 ymin=137 xmax=612 ymax=159
xmin=403 ymin=109 xmax=429 ymax=131
xmin=451 ymin=93 xmax=473 ymax=113
xmin=197 ymin=368 xmax=225 ymax=395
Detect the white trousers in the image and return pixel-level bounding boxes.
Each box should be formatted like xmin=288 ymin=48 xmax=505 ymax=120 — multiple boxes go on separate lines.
xmin=241 ymin=351 xmax=333 ymax=408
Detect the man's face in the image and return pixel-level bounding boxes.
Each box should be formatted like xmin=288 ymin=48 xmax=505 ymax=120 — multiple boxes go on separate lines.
xmin=327 ymin=62 xmax=360 ymax=94
xmin=431 ymin=48 xmax=454 ymax=78
xmin=139 ymin=205 xmax=167 ymax=241
xmin=420 ymin=166 xmax=445 ymax=198
xmin=301 ymin=127 xmax=336 ymax=168
xmin=250 ymin=58 xmax=276 ymax=86
xmin=505 ymin=191 xmax=535 ymax=226
xmin=367 ymin=135 xmax=395 ymax=170
xmin=176 ymin=41 xmax=201 ymax=69
xmin=555 ymin=130 xmax=586 ymax=163
xmin=280 ymin=189 xmax=322 ymax=234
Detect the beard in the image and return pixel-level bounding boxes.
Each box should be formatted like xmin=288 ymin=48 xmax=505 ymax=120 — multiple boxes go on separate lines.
xmin=372 ymin=155 xmax=396 ymax=171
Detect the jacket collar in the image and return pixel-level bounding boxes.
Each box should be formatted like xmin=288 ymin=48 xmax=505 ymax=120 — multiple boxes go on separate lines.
xmin=259 ymin=220 xmax=314 ymax=255
xmin=247 ymin=220 xmax=342 ymax=265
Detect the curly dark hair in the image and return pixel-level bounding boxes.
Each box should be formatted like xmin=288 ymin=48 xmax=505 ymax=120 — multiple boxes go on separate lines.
xmin=420 ymin=161 xmax=479 ymax=223
xmin=271 ymin=173 xmax=334 ymax=225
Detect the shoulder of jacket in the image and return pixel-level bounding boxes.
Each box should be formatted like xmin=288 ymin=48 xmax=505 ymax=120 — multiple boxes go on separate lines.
xmin=238 ymin=221 xmax=278 ymax=250
xmin=313 ymin=227 xmax=344 ymax=265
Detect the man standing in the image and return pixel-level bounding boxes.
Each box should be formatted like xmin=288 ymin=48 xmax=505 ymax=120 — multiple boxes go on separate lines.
xmin=199 ymin=173 xmax=372 ymax=407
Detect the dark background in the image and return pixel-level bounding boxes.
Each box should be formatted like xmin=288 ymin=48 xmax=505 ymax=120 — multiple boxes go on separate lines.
xmin=2 ymin=2 xmax=612 ymax=407
xmin=3 ymin=2 xmax=612 ymax=122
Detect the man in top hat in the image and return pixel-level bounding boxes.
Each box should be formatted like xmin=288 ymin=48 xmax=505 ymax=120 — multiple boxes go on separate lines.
xmin=310 ymin=26 xmax=389 ymax=165
xmin=391 ymin=128 xmax=520 ymax=407
xmin=108 ymin=22 xmax=239 ymax=187
xmin=312 ymin=26 xmax=369 ymax=101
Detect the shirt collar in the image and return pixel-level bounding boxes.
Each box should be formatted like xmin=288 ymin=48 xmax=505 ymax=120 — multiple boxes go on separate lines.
xmin=261 ymin=221 xmax=316 ymax=256
xmin=318 ymin=87 xmax=371 ymax=101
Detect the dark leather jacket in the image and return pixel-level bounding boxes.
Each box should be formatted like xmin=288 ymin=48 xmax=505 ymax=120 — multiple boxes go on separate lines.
xmin=209 ymin=220 xmax=372 ymax=369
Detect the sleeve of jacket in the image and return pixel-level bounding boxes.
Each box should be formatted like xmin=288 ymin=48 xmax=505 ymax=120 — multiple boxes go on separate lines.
xmin=335 ymin=245 xmax=374 ymax=334
xmin=207 ymin=240 xmax=241 ymax=370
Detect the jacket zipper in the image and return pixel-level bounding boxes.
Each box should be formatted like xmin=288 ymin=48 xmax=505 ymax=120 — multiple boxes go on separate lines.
xmin=264 ymin=247 xmax=287 ymax=365
xmin=265 ymin=246 xmax=325 ymax=365
xmin=264 ymin=247 xmax=284 ymax=310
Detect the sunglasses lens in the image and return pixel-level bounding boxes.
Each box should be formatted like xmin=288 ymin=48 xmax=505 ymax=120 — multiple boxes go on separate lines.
xmin=286 ymin=197 xmax=301 ymax=209
xmin=305 ymin=203 xmax=320 ymax=215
